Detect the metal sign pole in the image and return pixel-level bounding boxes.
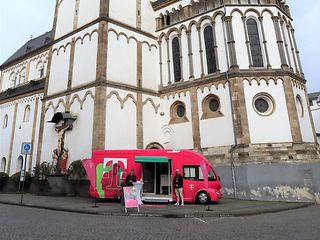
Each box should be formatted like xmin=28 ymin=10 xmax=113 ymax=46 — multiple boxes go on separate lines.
xmin=20 ymin=154 xmax=28 ymax=205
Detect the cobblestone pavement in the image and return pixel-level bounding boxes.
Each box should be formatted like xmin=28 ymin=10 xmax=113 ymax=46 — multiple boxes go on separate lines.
xmin=0 ymin=204 xmax=319 ymax=240
xmin=0 ymin=193 xmax=313 ymax=217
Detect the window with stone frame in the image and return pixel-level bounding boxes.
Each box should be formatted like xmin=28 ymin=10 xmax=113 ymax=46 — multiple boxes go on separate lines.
xmin=247 ymin=19 xmax=264 ymax=67
xmin=204 ymin=25 xmax=217 ymax=74
xmin=201 ymin=94 xmax=223 ymax=120
xmin=169 ymin=101 xmax=189 ymax=124
xmin=1 ymin=157 xmax=6 ymax=172
xmin=3 ymin=114 xmax=8 ymax=128
xmin=172 ymin=37 xmax=181 ymax=82
xmin=253 ymin=93 xmax=275 ymax=116
xmin=19 ymin=68 xmax=27 ymax=85
xmin=9 ymin=72 xmax=17 ymax=88
xmin=23 ymin=105 xmax=31 ymax=123
xmin=36 ymin=61 xmax=45 ymax=79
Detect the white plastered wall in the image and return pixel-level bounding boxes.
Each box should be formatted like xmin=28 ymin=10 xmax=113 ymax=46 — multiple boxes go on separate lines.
xmin=77 ymin=0 xmax=100 ymax=28
xmin=198 ymin=83 xmax=235 ymax=147
xmin=65 ymin=89 xmax=95 ymax=164
xmin=41 ymin=101 xmax=64 ymax=166
xmin=55 ymin=0 xmax=76 ymax=39
xmin=143 ymin=95 xmax=163 ymax=148
xmin=141 ymin=0 xmax=156 ymax=33
xmin=48 ymin=39 xmax=71 ymax=96
xmin=0 ymin=103 xmax=15 ymax=173
xmin=109 ymin=0 xmax=136 ymax=28
xmin=72 ymin=25 xmax=99 ymax=88
xmin=5 ymin=95 xmax=42 ymax=175
xmin=105 ymin=88 xmax=137 ymax=149
xmin=142 ymin=43 xmax=159 ymax=91
xmin=244 ymin=79 xmax=292 ymax=143
xmin=107 ymin=27 xmax=137 ymax=86
xmin=160 ymin=92 xmax=194 ymax=150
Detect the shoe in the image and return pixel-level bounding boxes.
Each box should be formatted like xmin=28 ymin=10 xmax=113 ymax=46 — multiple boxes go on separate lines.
xmin=174 ymin=202 xmax=179 ymax=206
xmin=181 ymin=203 xmax=184 ymax=206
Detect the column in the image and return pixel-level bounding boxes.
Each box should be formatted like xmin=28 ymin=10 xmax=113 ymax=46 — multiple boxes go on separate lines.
xmin=272 ymin=16 xmax=288 ymax=69
xmin=259 ymin=16 xmax=271 ymax=69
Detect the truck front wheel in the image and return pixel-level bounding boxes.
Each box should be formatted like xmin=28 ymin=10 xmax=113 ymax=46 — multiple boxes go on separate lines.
xmin=197 ymin=191 xmax=209 ymax=204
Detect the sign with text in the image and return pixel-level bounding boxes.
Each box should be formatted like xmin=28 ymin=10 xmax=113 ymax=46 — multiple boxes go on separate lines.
xmin=21 ymin=143 xmax=32 ymax=155
xmin=123 ymin=187 xmax=139 ymax=212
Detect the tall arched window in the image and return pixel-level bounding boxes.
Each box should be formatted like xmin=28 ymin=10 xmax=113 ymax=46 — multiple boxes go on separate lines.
xmin=1 ymin=157 xmax=6 ymax=172
xmin=172 ymin=37 xmax=181 ymax=82
xmin=204 ymin=25 xmax=217 ymax=74
xmin=3 ymin=114 xmax=8 ymax=128
xmin=247 ymin=19 xmax=264 ymax=67
xmin=23 ymin=105 xmax=31 ymax=123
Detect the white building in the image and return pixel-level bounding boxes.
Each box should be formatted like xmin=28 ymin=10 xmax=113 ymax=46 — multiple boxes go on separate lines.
xmin=309 ymin=92 xmax=320 ymax=144
xmin=0 ymin=0 xmax=319 ymax=202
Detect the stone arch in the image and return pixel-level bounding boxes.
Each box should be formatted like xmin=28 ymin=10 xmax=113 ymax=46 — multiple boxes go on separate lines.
xmin=145 ymin=142 xmax=164 ymax=150
xmin=244 ymin=8 xmax=261 ymax=18
xmin=230 ymin=8 xmax=244 ymax=17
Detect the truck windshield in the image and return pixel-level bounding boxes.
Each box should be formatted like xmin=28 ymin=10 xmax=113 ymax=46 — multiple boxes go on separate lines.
xmin=198 ymin=167 xmax=217 ymax=181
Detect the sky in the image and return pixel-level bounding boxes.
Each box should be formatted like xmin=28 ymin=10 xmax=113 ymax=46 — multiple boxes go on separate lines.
xmin=0 ymin=0 xmax=318 ymax=92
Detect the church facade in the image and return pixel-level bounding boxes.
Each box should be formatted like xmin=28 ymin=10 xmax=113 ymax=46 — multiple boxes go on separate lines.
xmin=1 ymin=0 xmax=319 ymax=202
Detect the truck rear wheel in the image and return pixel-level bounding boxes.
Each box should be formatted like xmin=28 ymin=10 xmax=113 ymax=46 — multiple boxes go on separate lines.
xmin=197 ymin=191 xmax=209 ymax=204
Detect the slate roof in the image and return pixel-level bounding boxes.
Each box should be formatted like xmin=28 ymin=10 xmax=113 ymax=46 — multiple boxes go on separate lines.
xmin=308 ymin=91 xmax=320 ymax=100
xmin=1 ymin=31 xmax=52 ymax=69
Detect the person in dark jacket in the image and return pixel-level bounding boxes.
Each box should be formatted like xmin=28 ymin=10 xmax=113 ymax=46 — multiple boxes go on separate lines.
xmin=173 ymin=169 xmax=184 ymax=205
xmin=125 ymin=169 xmax=137 ymax=186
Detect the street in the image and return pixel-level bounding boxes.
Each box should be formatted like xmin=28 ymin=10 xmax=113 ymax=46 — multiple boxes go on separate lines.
xmin=0 ymin=204 xmax=319 ymax=240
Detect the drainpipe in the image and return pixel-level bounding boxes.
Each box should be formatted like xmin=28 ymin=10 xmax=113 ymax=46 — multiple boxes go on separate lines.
xmin=222 ymin=4 xmax=238 ymax=199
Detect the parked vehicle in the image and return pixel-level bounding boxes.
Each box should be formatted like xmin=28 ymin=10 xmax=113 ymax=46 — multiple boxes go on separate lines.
xmin=83 ymin=149 xmax=222 ymax=204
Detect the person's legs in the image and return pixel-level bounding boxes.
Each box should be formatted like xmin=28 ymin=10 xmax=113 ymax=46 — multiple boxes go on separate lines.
xmin=175 ymin=188 xmax=180 ymax=205
xmin=178 ymin=188 xmax=184 ymax=205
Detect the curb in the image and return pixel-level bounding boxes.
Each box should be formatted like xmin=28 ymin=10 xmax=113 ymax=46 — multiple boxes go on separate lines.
xmin=0 ymin=200 xmax=313 ymax=218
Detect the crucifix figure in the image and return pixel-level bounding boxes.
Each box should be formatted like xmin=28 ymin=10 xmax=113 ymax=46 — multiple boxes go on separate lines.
xmin=52 ymin=124 xmax=71 ymax=175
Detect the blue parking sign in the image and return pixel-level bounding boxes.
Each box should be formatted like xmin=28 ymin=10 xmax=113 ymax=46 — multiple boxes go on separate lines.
xmin=21 ymin=143 xmax=32 ymax=155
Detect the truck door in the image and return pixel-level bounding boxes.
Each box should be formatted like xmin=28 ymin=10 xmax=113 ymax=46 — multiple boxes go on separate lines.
xmin=182 ymin=166 xmax=199 ymax=202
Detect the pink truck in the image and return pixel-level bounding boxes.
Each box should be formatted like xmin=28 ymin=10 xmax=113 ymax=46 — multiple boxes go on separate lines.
xmin=83 ymin=149 xmax=222 ymax=204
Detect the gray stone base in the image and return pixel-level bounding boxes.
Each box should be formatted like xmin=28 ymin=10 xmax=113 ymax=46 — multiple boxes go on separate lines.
xmin=202 ymin=143 xmax=320 ymax=203
xmin=47 ymin=175 xmax=69 ymax=196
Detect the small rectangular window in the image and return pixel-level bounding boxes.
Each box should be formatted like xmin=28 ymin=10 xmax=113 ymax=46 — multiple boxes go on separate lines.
xmin=183 ymin=166 xmax=197 ymax=180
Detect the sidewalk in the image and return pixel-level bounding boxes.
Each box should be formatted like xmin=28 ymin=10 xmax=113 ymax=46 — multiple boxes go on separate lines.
xmin=0 ymin=193 xmax=313 ymax=218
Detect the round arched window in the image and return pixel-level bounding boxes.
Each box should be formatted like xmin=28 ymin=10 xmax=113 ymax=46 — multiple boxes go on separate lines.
xmin=209 ymin=98 xmax=219 ymax=112
xmin=176 ymin=105 xmax=186 ymax=118
xmin=169 ymin=101 xmax=189 ymax=124
xmin=201 ymin=94 xmax=223 ymax=120
xmin=253 ymin=93 xmax=275 ymax=116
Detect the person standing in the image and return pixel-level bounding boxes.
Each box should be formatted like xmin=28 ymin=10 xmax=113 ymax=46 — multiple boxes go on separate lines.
xmin=125 ymin=169 xmax=137 ymax=186
xmin=173 ymin=169 xmax=184 ymax=206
